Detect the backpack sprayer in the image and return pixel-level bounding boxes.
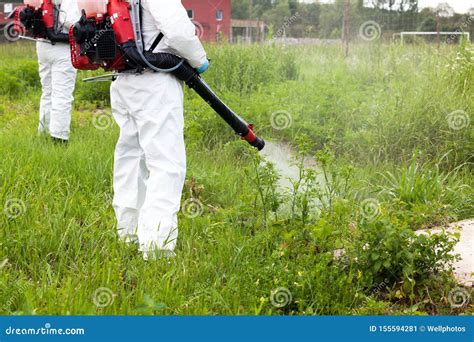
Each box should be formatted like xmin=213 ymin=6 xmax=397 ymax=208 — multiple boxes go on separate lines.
xmin=69 ymin=0 xmax=265 ymax=151
xmin=12 ymin=0 xmax=68 ymax=44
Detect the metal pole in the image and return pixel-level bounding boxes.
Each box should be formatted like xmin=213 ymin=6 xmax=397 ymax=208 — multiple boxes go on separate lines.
xmin=248 ymin=0 xmax=253 ymax=43
xmin=343 ymin=0 xmax=350 ymax=57
xmin=436 ymin=12 xmax=441 ymax=49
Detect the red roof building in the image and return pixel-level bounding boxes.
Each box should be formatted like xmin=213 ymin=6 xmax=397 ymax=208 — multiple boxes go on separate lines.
xmin=182 ymin=0 xmax=232 ymax=42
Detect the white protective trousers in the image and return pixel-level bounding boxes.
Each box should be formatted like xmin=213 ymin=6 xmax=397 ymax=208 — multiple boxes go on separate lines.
xmin=37 ymin=0 xmax=80 ymax=140
xmin=111 ymin=72 xmax=186 ymax=252
xmin=111 ymin=0 xmax=207 ymax=254
xmin=37 ymin=43 xmax=77 ymax=140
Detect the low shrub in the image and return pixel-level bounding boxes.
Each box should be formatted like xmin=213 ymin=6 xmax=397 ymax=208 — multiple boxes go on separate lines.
xmin=0 ymin=72 xmax=21 ymax=98
xmin=14 ymin=60 xmax=40 ymax=89
xmin=74 ymin=71 xmax=111 ymax=107
xmin=349 ymin=216 xmax=459 ymax=301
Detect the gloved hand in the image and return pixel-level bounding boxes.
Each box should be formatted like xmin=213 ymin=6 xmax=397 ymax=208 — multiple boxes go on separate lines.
xmin=197 ymin=59 xmax=210 ymax=74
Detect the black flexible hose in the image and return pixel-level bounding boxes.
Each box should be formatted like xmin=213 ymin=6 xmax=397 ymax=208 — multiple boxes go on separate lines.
xmin=122 ymin=42 xmax=194 ymax=81
xmin=121 ymin=42 xmax=265 ymax=150
xmin=45 ymin=28 xmax=69 ymax=43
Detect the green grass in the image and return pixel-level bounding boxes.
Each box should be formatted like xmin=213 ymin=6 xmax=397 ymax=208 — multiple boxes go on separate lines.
xmin=0 ymin=41 xmax=472 ymax=315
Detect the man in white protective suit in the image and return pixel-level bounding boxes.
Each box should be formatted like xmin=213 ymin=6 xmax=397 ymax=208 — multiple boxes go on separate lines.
xmin=111 ymin=0 xmax=209 ymax=260
xmin=37 ymin=0 xmax=80 ymax=142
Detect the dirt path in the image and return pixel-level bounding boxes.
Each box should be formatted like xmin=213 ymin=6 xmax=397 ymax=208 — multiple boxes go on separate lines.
xmin=417 ymin=219 xmax=474 ymax=287
xmin=262 ymin=141 xmax=473 ymax=287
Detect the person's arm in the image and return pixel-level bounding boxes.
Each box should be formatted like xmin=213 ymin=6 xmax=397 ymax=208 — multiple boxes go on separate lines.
xmin=142 ymin=0 xmax=207 ymax=69
xmin=58 ymin=0 xmax=81 ymax=30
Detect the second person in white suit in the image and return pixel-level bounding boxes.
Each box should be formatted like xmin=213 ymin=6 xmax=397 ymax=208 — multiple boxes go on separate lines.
xmin=110 ymin=0 xmax=209 ymax=260
xmin=37 ymin=0 xmax=80 ymax=142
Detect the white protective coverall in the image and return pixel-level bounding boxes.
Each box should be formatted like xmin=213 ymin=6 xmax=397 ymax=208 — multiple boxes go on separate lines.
xmin=37 ymin=0 xmax=80 ymax=140
xmin=111 ymin=0 xmax=207 ymax=257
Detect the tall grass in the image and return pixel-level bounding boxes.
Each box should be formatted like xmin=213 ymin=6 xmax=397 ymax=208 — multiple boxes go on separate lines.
xmin=0 ymin=41 xmax=472 ymax=315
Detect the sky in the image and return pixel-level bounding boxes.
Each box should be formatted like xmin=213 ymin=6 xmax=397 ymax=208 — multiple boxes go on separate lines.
xmin=301 ymin=0 xmax=474 ymax=14
xmin=418 ymin=0 xmax=473 ymax=13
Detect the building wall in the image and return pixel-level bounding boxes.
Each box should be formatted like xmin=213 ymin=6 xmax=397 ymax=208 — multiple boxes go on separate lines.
xmin=182 ymin=0 xmax=231 ymax=42
xmin=1 ymin=1 xmax=23 ymax=25
xmin=0 ymin=1 xmax=232 ymax=41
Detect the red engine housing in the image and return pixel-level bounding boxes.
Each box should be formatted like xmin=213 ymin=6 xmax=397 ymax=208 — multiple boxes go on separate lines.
xmin=69 ymin=25 xmax=99 ymax=71
xmin=70 ymin=0 xmax=136 ymax=72
xmin=107 ymin=0 xmax=135 ymax=44
xmin=14 ymin=0 xmax=56 ymax=39
xmin=13 ymin=6 xmax=27 ymax=36
xmin=41 ymin=0 xmax=55 ymax=29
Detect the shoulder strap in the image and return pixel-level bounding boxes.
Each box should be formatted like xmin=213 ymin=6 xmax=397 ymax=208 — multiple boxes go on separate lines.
xmin=138 ymin=0 xmax=164 ymax=53
xmin=148 ymin=32 xmax=164 ymax=53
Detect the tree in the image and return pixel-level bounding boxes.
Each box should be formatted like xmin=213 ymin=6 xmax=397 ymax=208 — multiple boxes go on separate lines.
xmin=418 ymin=17 xmax=436 ymax=31
xmin=368 ymin=0 xmax=417 ymax=12
xmin=262 ymin=1 xmax=292 ymax=32
xmin=232 ymin=0 xmax=274 ymax=19
xmin=436 ymin=2 xmax=454 ymax=18
xmin=398 ymin=0 xmax=417 ymax=13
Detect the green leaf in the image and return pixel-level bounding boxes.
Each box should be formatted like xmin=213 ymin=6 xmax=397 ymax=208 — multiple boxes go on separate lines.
xmin=143 ymin=294 xmax=154 ymax=306
xmin=153 ymin=303 xmax=167 ymax=311
xmin=133 ymin=305 xmax=149 ymax=312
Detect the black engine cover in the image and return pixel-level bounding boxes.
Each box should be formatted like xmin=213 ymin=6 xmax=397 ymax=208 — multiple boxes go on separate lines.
xmin=19 ymin=7 xmax=46 ymax=38
xmin=74 ymin=17 xmax=117 ymax=64
xmin=95 ymin=30 xmax=117 ymax=60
